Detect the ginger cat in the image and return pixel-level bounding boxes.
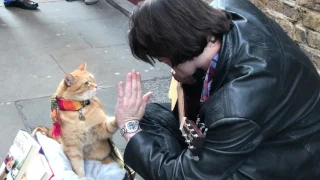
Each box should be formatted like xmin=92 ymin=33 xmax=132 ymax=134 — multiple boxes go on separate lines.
xmin=33 ymin=62 xmax=118 ymax=178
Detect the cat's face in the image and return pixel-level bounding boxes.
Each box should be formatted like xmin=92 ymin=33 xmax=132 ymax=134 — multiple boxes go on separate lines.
xmin=61 ymin=62 xmax=98 ymax=100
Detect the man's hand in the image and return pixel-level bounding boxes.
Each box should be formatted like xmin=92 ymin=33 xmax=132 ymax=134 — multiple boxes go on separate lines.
xmin=115 ymin=69 xmax=152 ymax=129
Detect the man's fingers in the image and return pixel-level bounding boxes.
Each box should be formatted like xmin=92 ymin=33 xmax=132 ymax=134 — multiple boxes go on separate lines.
xmin=142 ymin=92 xmax=153 ymax=104
xmin=117 ymin=81 xmax=124 ymax=104
xmin=124 ymin=72 xmax=132 ymax=100
xmin=139 ymin=92 xmax=152 ymax=113
xmin=137 ymin=72 xmax=142 ymax=101
xmin=131 ymin=69 xmax=138 ymax=100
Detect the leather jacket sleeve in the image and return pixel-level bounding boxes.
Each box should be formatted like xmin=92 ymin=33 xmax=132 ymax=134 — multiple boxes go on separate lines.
xmin=124 ymin=118 xmax=260 ymax=180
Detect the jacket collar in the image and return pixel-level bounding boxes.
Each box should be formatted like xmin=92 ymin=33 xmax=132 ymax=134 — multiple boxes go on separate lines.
xmin=209 ymin=30 xmax=233 ymax=96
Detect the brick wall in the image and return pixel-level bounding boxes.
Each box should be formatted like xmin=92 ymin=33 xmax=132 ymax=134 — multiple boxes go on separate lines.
xmin=249 ymin=0 xmax=320 ymax=72
xmin=206 ymin=0 xmax=320 ymax=73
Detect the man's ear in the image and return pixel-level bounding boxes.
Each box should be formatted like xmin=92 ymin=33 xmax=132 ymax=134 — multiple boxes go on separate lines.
xmin=65 ymin=73 xmax=75 ymax=86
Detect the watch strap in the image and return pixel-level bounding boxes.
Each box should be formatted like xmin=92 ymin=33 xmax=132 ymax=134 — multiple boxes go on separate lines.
xmin=120 ymin=120 xmax=141 ymax=136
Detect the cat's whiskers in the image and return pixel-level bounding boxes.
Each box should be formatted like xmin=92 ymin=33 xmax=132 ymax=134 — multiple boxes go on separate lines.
xmin=97 ymin=88 xmax=107 ymax=92
xmin=97 ymin=81 xmax=108 ymax=86
xmin=97 ymin=86 xmax=112 ymax=90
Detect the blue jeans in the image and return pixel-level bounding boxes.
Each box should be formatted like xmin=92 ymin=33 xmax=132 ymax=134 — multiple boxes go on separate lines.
xmin=139 ymin=103 xmax=186 ymax=151
xmin=4 ymin=0 xmax=16 ymax=5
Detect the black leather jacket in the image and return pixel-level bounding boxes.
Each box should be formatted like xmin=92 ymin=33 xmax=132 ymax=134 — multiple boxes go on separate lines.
xmin=124 ymin=0 xmax=320 ymax=179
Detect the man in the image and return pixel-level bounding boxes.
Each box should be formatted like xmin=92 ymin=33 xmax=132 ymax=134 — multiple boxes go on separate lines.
xmin=115 ymin=0 xmax=320 ymax=179
xmin=4 ymin=0 xmax=38 ymax=10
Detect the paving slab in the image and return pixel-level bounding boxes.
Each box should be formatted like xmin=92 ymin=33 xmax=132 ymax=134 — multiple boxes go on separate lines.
xmin=105 ymin=0 xmax=134 ymax=17
xmin=0 ymin=0 xmax=123 ymax=26
xmin=0 ymin=0 xmax=125 ymax=59
xmin=141 ymin=77 xmax=171 ymax=103
xmin=0 ymin=103 xmax=27 ymax=164
xmin=0 ymin=6 xmax=60 ymax=27
xmin=51 ymin=44 xmax=171 ymax=86
xmin=0 ymin=23 xmax=92 ymax=59
xmin=69 ymin=15 xmax=129 ymax=48
xmin=15 ymin=97 xmax=52 ymax=132
xmin=0 ymin=54 xmax=65 ymax=102
xmin=36 ymin=0 xmax=123 ymax=23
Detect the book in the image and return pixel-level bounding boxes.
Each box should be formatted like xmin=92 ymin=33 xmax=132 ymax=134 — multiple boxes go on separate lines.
xmin=33 ymin=132 xmax=72 ymax=180
xmin=0 ymin=130 xmax=41 ymax=180
xmin=22 ymin=153 xmax=54 ymax=180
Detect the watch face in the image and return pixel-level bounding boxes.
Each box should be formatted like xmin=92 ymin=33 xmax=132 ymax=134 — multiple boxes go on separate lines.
xmin=126 ymin=121 xmax=138 ymax=132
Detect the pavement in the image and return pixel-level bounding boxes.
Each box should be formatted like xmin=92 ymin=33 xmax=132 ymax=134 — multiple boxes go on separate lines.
xmin=0 ymin=0 xmax=170 ymax=179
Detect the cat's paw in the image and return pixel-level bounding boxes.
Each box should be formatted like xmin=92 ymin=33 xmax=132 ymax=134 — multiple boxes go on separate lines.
xmin=107 ymin=116 xmax=118 ymax=128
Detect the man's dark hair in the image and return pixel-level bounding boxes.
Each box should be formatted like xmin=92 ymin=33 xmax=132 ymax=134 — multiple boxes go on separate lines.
xmin=128 ymin=0 xmax=231 ymax=67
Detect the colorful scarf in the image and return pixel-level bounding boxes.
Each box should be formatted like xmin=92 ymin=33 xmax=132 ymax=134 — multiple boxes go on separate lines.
xmin=51 ymin=94 xmax=90 ymax=138
xmin=201 ymin=53 xmax=219 ymax=101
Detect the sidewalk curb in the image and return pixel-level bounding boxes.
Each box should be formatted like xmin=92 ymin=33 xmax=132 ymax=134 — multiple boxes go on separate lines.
xmin=105 ymin=0 xmax=134 ymax=17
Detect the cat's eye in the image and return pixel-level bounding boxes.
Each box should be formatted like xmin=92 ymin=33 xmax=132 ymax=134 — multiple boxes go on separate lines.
xmin=84 ymin=81 xmax=90 ymax=86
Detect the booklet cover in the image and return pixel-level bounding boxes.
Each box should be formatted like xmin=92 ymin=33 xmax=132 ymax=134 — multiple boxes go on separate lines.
xmin=0 ymin=130 xmax=41 ymax=180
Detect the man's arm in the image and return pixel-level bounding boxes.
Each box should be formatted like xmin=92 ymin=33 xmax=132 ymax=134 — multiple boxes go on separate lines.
xmin=124 ymin=118 xmax=260 ymax=179
xmin=123 ymin=129 xmax=142 ymax=141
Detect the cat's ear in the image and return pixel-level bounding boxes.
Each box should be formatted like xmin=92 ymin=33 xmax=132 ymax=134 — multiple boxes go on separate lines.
xmin=65 ymin=73 xmax=75 ymax=86
xmin=78 ymin=62 xmax=87 ymax=71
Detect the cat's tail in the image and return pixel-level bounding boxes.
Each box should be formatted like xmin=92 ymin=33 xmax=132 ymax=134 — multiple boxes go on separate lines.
xmin=31 ymin=126 xmax=53 ymax=138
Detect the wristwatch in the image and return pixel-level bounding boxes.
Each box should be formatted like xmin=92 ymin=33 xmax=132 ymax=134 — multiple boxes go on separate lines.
xmin=120 ymin=120 xmax=141 ymax=136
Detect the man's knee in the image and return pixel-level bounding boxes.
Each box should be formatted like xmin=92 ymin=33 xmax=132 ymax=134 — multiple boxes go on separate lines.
xmin=142 ymin=103 xmax=178 ymax=127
